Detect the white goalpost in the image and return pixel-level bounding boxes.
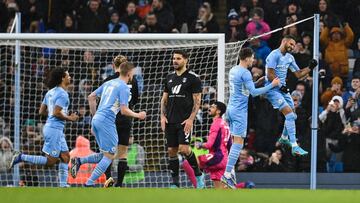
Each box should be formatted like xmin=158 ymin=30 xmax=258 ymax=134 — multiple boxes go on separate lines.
xmin=0 ymin=31 xmax=245 ymax=187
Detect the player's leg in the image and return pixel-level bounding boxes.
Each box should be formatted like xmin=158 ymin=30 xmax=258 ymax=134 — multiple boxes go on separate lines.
xmin=114 ymin=118 xmax=131 ymax=187
xmin=114 ymin=144 xmax=128 ymax=187
xmin=58 ymin=134 xmax=70 ymax=188
xmin=178 ymin=124 xmax=204 ymax=189
xmin=85 ymin=119 xmax=117 ymax=186
xmin=9 ymin=126 xmax=61 ymax=169
xmin=221 ymin=109 xmax=246 ymax=189
xmin=181 ymin=159 xmax=197 ymax=187
xmin=279 ymin=94 xmax=308 ymax=156
xmin=166 ymin=123 xmax=180 ymax=187
xmin=71 ymin=123 xmax=103 ymax=178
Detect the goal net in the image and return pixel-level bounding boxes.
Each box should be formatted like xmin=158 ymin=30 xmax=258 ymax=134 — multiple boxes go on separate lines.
xmin=0 ymin=34 xmax=244 ymax=187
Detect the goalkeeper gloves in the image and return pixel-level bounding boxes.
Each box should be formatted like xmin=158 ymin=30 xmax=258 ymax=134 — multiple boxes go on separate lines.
xmin=308 ymin=59 xmax=318 ymax=70
xmin=279 ymin=85 xmax=290 ymax=94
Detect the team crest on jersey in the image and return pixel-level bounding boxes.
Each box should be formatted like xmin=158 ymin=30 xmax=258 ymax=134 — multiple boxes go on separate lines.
xmin=52 ymin=151 xmax=57 ymax=156
xmin=111 ymin=147 xmax=116 ymax=153
xmin=277 ymin=98 xmax=284 ymax=105
xmin=182 ymin=78 xmax=187 ymax=83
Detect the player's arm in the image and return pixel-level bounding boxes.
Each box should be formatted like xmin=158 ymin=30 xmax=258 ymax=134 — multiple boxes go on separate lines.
xmin=88 ymin=91 xmax=97 ymax=116
xmin=293 ymin=59 xmax=318 ymax=79
xmin=53 ymin=94 xmax=78 ymax=121
xmin=120 ymin=87 xmax=146 ymax=120
xmin=160 ymin=81 xmax=169 ymax=131
xmin=53 ymin=105 xmax=78 ymax=121
xmin=244 ymin=71 xmax=280 ymax=96
xmin=120 ymin=105 xmax=146 ymax=119
xmin=39 ymin=104 xmax=48 ymax=117
xmin=199 ymin=125 xmax=219 ymax=149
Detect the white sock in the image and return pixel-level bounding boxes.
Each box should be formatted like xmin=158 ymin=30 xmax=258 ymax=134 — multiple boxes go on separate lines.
xmin=291 ymin=142 xmax=298 ymax=147
xmin=224 ymin=171 xmax=232 ymax=178
xmin=281 ymin=134 xmax=288 ymax=140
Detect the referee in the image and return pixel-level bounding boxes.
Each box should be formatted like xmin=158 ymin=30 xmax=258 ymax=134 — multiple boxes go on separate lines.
xmin=160 ymin=50 xmax=205 ymax=188
xmin=103 ymin=55 xmax=140 ymax=187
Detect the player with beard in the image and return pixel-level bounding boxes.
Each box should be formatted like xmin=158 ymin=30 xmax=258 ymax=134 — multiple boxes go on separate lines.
xmin=160 ymin=50 xmax=205 ymax=188
xmin=264 ymin=35 xmax=317 ymax=156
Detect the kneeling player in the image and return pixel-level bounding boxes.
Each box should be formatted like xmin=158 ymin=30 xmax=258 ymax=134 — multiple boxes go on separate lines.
xmin=196 ymin=101 xmax=231 ymax=189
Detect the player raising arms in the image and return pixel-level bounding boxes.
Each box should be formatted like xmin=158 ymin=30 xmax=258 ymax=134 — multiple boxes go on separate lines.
xmin=221 ymin=47 xmax=280 ymax=189
xmin=9 ymin=67 xmax=79 ymax=187
xmin=160 ymin=50 xmax=205 ymax=188
xmin=195 ymin=101 xmax=231 ymax=189
xmin=264 ymin=35 xmax=317 ymax=156
xmin=70 ymin=62 xmax=146 ymax=187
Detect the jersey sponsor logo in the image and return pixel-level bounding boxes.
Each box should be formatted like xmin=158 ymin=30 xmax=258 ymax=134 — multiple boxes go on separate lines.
xmin=171 ymin=84 xmax=182 ymax=94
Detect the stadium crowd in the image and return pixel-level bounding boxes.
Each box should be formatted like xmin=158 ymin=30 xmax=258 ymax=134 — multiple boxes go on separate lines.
xmin=1 ymin=0 xmax=360 ymax=186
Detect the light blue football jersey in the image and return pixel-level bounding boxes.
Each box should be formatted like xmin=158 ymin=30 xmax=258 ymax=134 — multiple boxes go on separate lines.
xmin=265 ymin=48 xmax=300 ymax=86
xmin=42 ymin=87 xmax=69 ymax=129
xmin=94 ymin=78 xmax=130 ymax=123
xmin=228 ymin=65 xmax=273 ymax=111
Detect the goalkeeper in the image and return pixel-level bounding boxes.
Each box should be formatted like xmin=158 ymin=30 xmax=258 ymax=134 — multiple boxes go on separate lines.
xmin=264 ymin=35 xmax=318 ymax=156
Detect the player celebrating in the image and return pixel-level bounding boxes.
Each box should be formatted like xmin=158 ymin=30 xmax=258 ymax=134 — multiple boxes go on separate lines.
xmin=9 ymin=67 xmax=79 ymax=187
xmin=70 ymin=62 xmax=146 ymax=187
xmin=160 ymin=50 xmax=205 ymax=188
xmin=195 ymin=101 xmax=231 ymax=189
xmin=102 ymin=55 xmax=140 ymax=188
xmin=265 ymin=35 xmax=317 ymax=156
xmin=221 ymin=48 xmax=280 ymax=189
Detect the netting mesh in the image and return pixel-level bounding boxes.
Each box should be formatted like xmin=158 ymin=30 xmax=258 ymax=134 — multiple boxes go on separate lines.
xmin=0 ymin=38 xmax=244 ymax=187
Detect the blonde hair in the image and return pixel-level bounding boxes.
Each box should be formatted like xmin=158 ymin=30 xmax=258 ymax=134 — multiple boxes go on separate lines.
xmin=113 ymin=55 xmax=128 ymax=68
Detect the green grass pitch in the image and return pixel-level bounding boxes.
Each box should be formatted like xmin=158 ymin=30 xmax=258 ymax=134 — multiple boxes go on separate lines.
xmin=1 ymin=188 xmax=360 ymax=203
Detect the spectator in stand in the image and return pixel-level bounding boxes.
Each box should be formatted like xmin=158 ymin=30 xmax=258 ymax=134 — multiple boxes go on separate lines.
xmin=318 ymin=95 xmax=346 ymax=172
xmin=167 ymin=0 xmax=198 ymax=33
xmin=320 ymin=23 xmax=354 ymax=80
xmin=246 ymin=7 xmax=271 ymax=41
xmin=78 ymin=0 xmax=107 ymax=33
xmin=265 ymin=148 xmax=286 ymax=172
xmin=138 ymin=12 xmax=162 ymax=33
xmin=151 ymin=0 xmax=174 ymax=33
xmin=191 ymin=2 xmax=219 ymax=33
xmin=295 ymin=81 xmax=312 ymax=114
xmin=123 ymin=136 xmax=146 ymax=185
xmin=67 ymin=136 xmax=106 ymax=185
xmin=321 ymin=76 xmax=344 ymax=109
xmin=236 ymin=149 xmax=254 ymax=172
xmin=60 ymin=14 xmax=77 ymax=33
xmin=248 ymin=37 xmax=271 ymax=67
xmin=0 ymin=136 xmax=13 ymax=172
xmin=282 ymin=16 xmax=299 ymax=40
xmin=225 ymin=9 xmax=247 ymax=43
xmin=120 ymin=1 xmax=141 ymax=33
xmin=343 ymin=76 xmax=360 ymax=121
xmin=329 ymin=119 xmax=360 ymax=172
xmin=301 ymin=32 xmax=312 ymax=55
xmin=263 ymin=0 xmax=284 ymax=30
xmin=318 ymin=0 xmax=339 ymax=29
xmin=21 ymin=0 xmax=45 ymax=33
xmin=108 ymin=11 xmax=129 ymax=33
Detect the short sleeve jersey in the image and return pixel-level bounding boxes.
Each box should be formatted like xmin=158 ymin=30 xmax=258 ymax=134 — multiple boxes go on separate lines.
xmin=94 ymin=78 xmax=130 ymax=123
xmin=42 ymin=87 xmax=69 ymax=129
xmin=164 ymin=70 xmax=202 ymax=123
xmin=265 ymin=48 xmax=300 ymax=86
